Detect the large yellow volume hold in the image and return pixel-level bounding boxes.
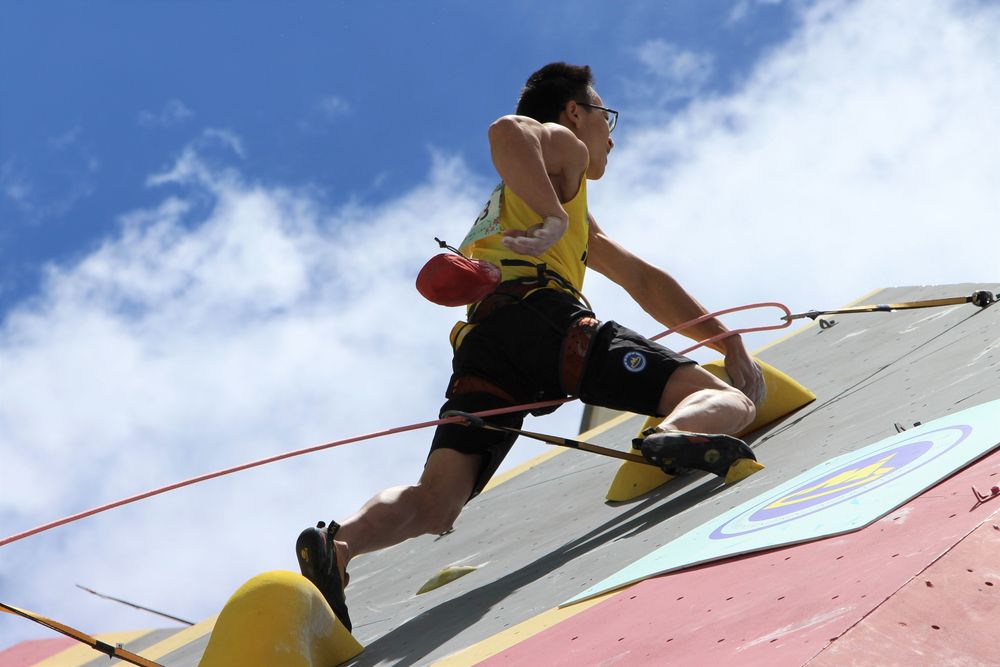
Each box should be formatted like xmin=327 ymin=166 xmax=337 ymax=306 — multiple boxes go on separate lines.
xmin=605 ymin=359 xmax=814 ymax=502
xmin=199 ymin=570 xmax=363 ymax=667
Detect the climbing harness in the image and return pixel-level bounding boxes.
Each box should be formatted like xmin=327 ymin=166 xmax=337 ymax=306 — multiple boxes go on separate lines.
xmin=466 ymin=258 xmax=591 ymax=325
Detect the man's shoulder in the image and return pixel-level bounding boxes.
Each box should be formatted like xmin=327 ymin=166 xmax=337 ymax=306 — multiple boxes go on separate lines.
xmin=489 ymin=115 xmax=582 ymax=150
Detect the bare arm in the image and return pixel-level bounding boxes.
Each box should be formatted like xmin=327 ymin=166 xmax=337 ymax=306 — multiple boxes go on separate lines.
xmin=587 ymin=214 xmax=765 ymax=403
xmin=487 ymin=115 xmax=589 ymax=255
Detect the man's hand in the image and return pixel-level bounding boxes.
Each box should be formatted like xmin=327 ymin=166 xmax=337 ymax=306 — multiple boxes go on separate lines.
xmin=723 ymin=337 xmax=766 ymax=406
xmin=501 ymin=215 xmax=568 ymax=256
xmin=587 ymin=214 xmax=766 ymax=405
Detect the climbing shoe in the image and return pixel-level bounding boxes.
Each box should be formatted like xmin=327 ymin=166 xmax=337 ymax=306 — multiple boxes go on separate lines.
xmin=637 ymin=430 xmax=763 ymax=484
xmin=296 ymin=520 xmax=352 ymax=632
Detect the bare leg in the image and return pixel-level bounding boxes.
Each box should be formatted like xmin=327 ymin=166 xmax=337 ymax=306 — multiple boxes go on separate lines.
xmin=328 ymin=448 xmax=484 ymax=586
xmin=656 ymin=364 xmax=756 ymax=434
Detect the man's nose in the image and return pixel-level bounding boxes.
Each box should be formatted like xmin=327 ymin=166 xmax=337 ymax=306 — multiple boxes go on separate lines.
xmin=608 ymin=137 xmax=615 ymax=151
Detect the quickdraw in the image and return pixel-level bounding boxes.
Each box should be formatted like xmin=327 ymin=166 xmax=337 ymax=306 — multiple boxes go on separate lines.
xmin=0 ymin=602 xmax=163 ymax=667
xmin=782 ymin=289 xmax=997 ymax=322
xmin=441 ymin=409 xmax=649 ymax=465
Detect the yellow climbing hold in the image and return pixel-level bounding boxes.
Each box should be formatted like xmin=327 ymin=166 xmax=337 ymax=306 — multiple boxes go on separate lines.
xmin=724 ymin=458 xmax=766 ymax=484
xmin=416 ymin=565 xmax=478 ymax=595
xmin=200 ymin=570 xmax=363 ymax=667
xmin=606 ymin=359 xmax=814 ymax=501
xmin=605 ymin=459 xmax=677 ymax=503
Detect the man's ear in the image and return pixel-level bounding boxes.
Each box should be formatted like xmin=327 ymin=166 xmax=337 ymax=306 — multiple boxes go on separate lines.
xmin=561 ymin=100 xmax=584 ymax=130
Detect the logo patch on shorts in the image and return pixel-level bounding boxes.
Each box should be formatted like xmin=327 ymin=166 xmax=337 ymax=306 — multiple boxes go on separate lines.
xmin=623 ymin=351 xmax=647 ymax=373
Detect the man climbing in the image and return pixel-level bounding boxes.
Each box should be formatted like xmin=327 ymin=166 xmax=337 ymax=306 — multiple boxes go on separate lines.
xmin=297 ymin=62 xmax=765 ymax=631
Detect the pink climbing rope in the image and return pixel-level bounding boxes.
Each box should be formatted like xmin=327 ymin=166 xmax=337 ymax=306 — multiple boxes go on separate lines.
xmin=0 ymin=301 xmax=792 ymax=548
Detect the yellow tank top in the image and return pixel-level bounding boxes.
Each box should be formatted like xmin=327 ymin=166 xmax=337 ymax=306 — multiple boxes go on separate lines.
xmin=459 ymin=174 xmax=589 ymax=295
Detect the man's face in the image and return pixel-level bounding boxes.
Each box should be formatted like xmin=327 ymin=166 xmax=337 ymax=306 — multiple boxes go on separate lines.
xmin=578 ymin=88 xmax=615 ymax=180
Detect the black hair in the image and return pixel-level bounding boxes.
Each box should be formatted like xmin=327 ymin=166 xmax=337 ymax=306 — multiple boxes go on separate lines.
xmin=515 ymin=62 xmax=594 ymax=123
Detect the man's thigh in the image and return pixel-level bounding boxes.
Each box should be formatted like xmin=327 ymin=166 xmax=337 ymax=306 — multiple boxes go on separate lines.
xmin=579 ymin=320 xmax=696 ymax=416
xmin=656 ymin=362 xmax=736 ymax=416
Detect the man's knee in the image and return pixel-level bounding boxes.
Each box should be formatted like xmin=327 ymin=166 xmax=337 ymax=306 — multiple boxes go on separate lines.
xmin=658 ymin=364 xmax=726 ymax=412
xmin=732 ymin=388 xmax=757 ymax=429
xmin=415 ymin=448 xmax=484 ymax=535
xmin=409 ymin=482 xmax=466 ymax=535
xmin=659 ymin=363 xmax=757 ymax=426
xmin=422 ymin=491 xmax=463 ymax=535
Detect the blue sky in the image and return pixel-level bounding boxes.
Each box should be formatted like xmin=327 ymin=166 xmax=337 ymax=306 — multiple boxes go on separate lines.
xmin=2 ymin=0 xmax=999 ymax=652
xmin=0 ymin=1 xmax=795 ymax=313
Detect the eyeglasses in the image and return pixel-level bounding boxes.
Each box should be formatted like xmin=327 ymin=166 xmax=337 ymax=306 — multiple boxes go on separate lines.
xmin=577 ymin=102 xmax=618 ymax=133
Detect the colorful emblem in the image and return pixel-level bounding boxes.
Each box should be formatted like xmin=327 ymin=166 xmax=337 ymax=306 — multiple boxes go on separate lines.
xmin=623 ymin=351 xmax=647 ymax=373
xmin=708 ymin=425 xmax=972 ymax=539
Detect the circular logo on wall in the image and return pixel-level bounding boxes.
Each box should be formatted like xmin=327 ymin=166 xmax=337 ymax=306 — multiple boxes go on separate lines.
xmin=623 ymin=351 xmax=647 ymax=373
xmin=708 ymin=425 xmax=972 ymax=540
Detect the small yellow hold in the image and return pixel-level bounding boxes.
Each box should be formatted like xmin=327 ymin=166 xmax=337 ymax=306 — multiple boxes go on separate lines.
xmin=416 ymin=565 xmax=478 ymax=595
xmin=725 ymin=458 xmax=766 ymax=484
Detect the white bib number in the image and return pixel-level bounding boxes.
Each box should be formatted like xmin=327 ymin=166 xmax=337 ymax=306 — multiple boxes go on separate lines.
xmin=459 ymin=182 xmax=504 ymax=254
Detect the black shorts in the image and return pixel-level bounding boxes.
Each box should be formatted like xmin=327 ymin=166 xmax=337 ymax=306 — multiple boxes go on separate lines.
xmin=577 ymin=320 xmax=695 ymax=416
xmin=430 ymin=289 xmax=694 ymax=498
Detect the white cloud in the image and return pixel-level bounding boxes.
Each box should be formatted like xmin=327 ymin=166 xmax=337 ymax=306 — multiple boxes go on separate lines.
xmin=0 ymin=160 xmax=33 ymax=210
xmin=4 ymin=131 xmax=101 ymax=223
xmin=147 ymin=129 xmax=247 ymax=187
xmin=47 ymin=127 xmax=81 ymax=150
xmin=320 ymin=95 xmax=351 ymax=119
xmin=138 ymin=99 xmax=194 ymax=128
xmin=591 ymin=0 xmax=1000 ymax=345
xmin=4 ymin=0 xmax=1000 ymax=649
xmin=0 ymin=137 xmax=575 ymax=643
xmin=635 ymin=40 xmax=713 ymax=87
xmin=201 ymin=128 xmax=246 ymax=158
xmin=729 ymin=0 xmax=790 ymax=25
xmin=0 ymin=157 xmax=95 ymax=221
xmin=297 ymin=95 xmax=353 ymax=133
xmin=624 ymin=39 xmax=715 ymax=109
